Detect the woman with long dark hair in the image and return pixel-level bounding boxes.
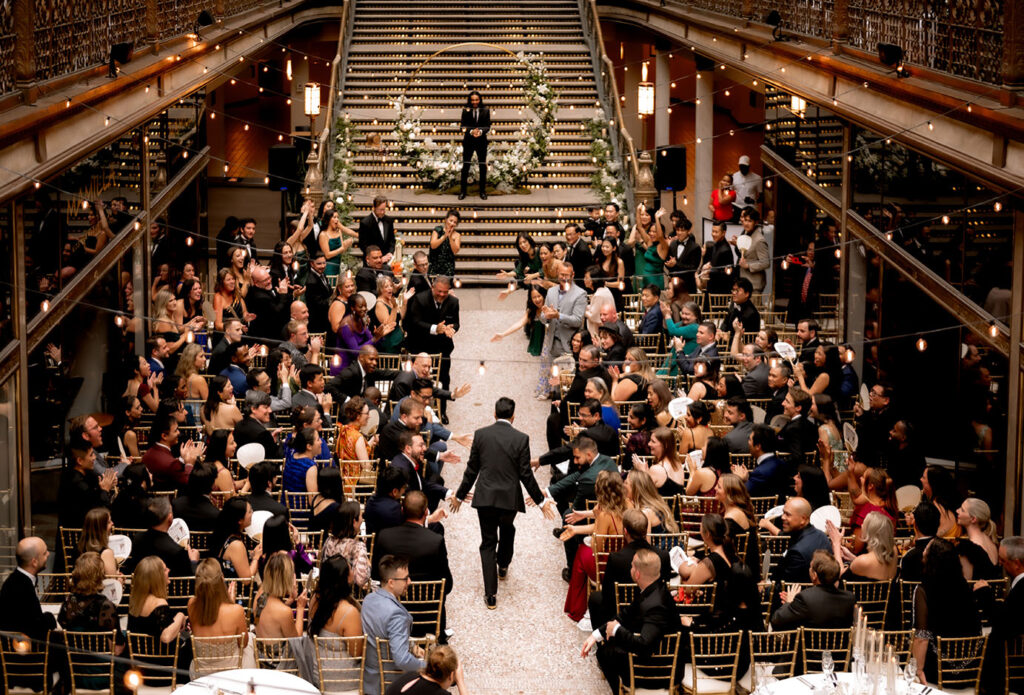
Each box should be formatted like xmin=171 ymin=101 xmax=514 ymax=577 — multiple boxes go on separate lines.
xmin=321 ymin=500 xmax=371 ymax=589
xmin=497 ymin=233 xmax=540 ymax=299
xmin=490 ymin=286 xmax=547 ymax=356
xmin=258 ymin=514 xmax=313 ymax=578
xmin=718 ymin=474 xmax=760 ymax=571
xmin=319 ymin=209 xmax=357 ymax=277
xmin=623 ymin=402 xmax=657 ymax=461
xmin=310 ymin=467 xmax=344 ymax=533
xmin=110 ymin=462 xmax=152 ymax=529
xmin=921 ymin=465 xmax=962 ymax=538
xmin=200 ymin=375 xmax=242 ymax=435
xmin=205 ymin=429 xmax=242 ymax=496
xmin=307 ymin=556 xmax=363 ymax=689
xmin=211 ymin=497 xmax=260 ymax=580
xmin=335 ymin=293 xmax=384 ymax=372
xmin=686 ymin=436 xmax=731 ymax=497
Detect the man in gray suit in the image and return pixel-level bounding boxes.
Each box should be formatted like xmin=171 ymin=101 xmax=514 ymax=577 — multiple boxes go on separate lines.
xmin=541 ymin=262 xmax=587 ymax=358
xmin=738 ymin=207 xmax=769 ymax=292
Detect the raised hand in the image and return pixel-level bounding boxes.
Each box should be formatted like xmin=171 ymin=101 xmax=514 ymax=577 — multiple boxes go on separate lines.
xmin=453 ymin=383 xmax=471 ymax=399
xmin=439 ymin=451 xmax=461 ymax=464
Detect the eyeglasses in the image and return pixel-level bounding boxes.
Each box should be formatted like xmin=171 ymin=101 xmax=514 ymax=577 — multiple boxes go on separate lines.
xmin=391 ymin=575 xmax=411 ymax=584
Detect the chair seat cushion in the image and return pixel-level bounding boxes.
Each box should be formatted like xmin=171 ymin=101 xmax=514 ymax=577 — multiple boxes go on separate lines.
xmin=682 ymin=664 xmax=734 ymax=694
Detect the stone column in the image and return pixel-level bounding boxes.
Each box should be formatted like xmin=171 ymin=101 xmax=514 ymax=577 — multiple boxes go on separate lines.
xmin=694 ymin=58 xmax=714 ymax=239
xmin=622 ymin=57 xmax=641 ymax=157
xmin=655 ymin=51 xmax=671 ymax=210
xmin=1005 ymin=206 xmax=1024 ymax=533
xmin=840 ymin=126 xmax=865 ymax=377
xmin=12 ymin=0 xmax=36 ymax=102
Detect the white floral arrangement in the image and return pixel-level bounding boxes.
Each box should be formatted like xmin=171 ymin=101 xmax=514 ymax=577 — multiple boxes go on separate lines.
xmin=328 ymin=113 xmax=362 ymax=222
xmin=392 ymin=53 xmax=558 ymax=193
xmin=586 ymin=112 xmax=626 ymax=210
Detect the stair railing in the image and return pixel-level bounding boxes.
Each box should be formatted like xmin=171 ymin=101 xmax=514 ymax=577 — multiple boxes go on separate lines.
xmin=578 ymin=0 xmax=638 ymax=211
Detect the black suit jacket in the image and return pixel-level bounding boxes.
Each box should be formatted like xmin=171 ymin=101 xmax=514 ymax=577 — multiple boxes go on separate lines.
xmin=388 ymin=369 xmax=453 ymax=405
xmin=246 ymin=287 xmax=289 ymax=341
xmin=123 ymin=528 xmax=194 ymax=577
xmin=457 ymin=421 xmax=544 ymax=512
xmin=603 ymin=581 xmax=677 ymax=658
xmin=305 ymin=271 xmax=332 ymax=334
xmin=766 ymin=387 xmax=787 ymax=423
xmin=742 ymin=362 xmax=771 ymax=399
xmin=358 ymin=213 xmax=396 ymax=257
xmin=403 ymin=291 xmax=460 ymax=356
xmin=772 ymin=525 xmax=831 ymax=584
xmin=208 ymin=337 xmax=238 ymax=377
xmin=171 ymin=494 xmax=221 ymax=532
xmin=771 ymin=584 xmax=857 ymax=630
xmin=245 ymin=491 xmax=289 ymax=519
xmin=994 ymin=578 xmax=1024 ymax=640
xmin=898 ymin=537 xmax=932 ymax=583
xmin=778 ymin=416 xmax=819 ymax=461
xmin=565 ymin=239 xmax=594 ymax=281
xmin=328 ymin=363 xmax=398 ymax=402
xmin=539 ymin=421 xmax=620 ymax=467
xmin=390 ymin=454 xmax=448 ymax=510
xmin=233 ymin=416 xmax=282 ymax=459
xmin=707 ymin=239 xmax=736 ymax=294
xmin=461 ymin=106 xmax=490 ymax=140
xmin=599 ymin=540 xmax=672 ymax=622
xmin=377 ymin=420 xmax=437 ymax=467
xmin=355 ymin=265 xmax=394 ymax=295
xmin=371 ymin=521 xmax=453 ymax=593
xmin=0 ymin=570 xmax=57 ymax=642
xmin=57 ymin=468 xmax=112 ymax=529
xmin=667 ymin=235 xmax=702 ymax=292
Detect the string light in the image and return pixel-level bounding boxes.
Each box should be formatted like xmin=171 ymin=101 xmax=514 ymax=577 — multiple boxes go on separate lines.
xmin=478 ymin=361 xmax=486 ymax=376
xmin=259 ymin=345 xmax=269 ymax=357
xmin=332 ymin=354 xmax=341 ymax=367
xmin=694 ymin=362 xmax=707 ymax=377
xmin=551 ymin=365 xmax=560 ymax=377
xmin=989 ymin=322 xmax=999 ymax=338
xmin=124 ymin=669 xmax=143 ymax=691
xmin=185 ymin=330 xmax=194 ymax=343
xmin=844 ymin=347 xmax=855 ymax=364
xmin=507 ymin=281 xmax=516 ymax=292
xmin=994 ymin=202 xmax=1002 ymax=212
xmin=40 ymin=300 xmax=49 ymax=312
xmin=453 ymin=278 xmax=462 ymax=288
xmin=916 ymin=337 xmax=928 ymax=352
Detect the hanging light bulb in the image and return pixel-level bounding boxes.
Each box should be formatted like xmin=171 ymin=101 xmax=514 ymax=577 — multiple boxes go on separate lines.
xmin=404 ymin=359 xmax=413 ymax=372
xmin=623 ymin=364 xmax=631 ymax=374
xmin=507 ymin=281 xmax=516 ymax=292
xmin=844 ymin=347 xmax=855 ymax=364
xmin=694 ymin=361 xmax=707 ymax=377
xmin=453 ymin=278 xmax=462 ymax=288
xmin=12 ymin=638 xmax=30 ymax=654
xmin=259 ymin=345 xmax=268 ymax=357
xmin=478 ymin=361 xmax=486 ymax=376
xmin=41 ymin=299 xmax=50 ymax=312
xmin=332 ymin=354 xmax=341 ymax=367
xmin=941 ymin=215 xmax=950 ymax=225
xmin=185 ymin=236 xmax=194 ymax=247
xmin=885 ymin=231 xmax=893 ymax=241
xmin=114 ymin=315 xmax=125 ymax=328
xmin=834 ymin=248 xmax=841 ymax=258
xmin=994 ymin=201 xmax=1003 ymax=212
xmin=124 ymin=669 xmax=143 ymax=691
xmin=781 ymin=259 xmax=789 ymax=271
xmin=989 ymin=322 xmax=999 ymax=338
xmin=916 ymin=337 xmax=928 ymax=352
xmin=185 ymin=331 xmax=194 ymax=344
xmin=725 ymin=266 xmax=733 ymax=275
xmin=618 ymin=280 xmax=626 ymax=290
xmin=292 ymin=261 xmax=300 ymax=272
xmin=551 ymin=365 xmax=560 ymax=377
xmin=770 ymin=357 xmax=780 ymax=369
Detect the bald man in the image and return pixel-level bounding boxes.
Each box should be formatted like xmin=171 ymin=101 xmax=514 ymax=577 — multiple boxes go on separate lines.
xmin=389 ymin=352 xmax=471 ymax=405
xmin=0 ymin=537 xmax=57 ymax=642
xmin=246 ymin=265 xmax=290 ymax=340
xmin=280 ymin=301 xmax=310 ymax=341
xmin=772 ymin=497 xmax=831 ymax=583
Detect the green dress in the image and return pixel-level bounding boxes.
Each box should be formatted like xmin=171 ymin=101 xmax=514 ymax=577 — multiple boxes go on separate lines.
xmin=428 ymin=226 xmax=456 ymax=278
xmin=527 ymin=318 xmax=545 ymax=356
xmin=376 ymin=300 xmax=404 ymax=354
xmin=516 ymin=253 xmax=542 ymax=282
xmin=640 ymin=244 xmax=666 ymax=289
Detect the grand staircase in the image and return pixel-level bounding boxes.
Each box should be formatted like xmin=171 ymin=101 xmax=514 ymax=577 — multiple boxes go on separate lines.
xmin=334 ymin=0 xmax=614 ymax=280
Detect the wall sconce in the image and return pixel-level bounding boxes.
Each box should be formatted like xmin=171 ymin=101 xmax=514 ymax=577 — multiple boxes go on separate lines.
xmin=638 ymin=62 xmax=654 ymax=117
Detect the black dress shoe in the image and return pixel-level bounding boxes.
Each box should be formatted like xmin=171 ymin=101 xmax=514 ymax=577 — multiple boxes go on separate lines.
xmin=458 ymin=192 xmax=467 ymax=200
xmin=441 ymin=414 xmax=449 ymax=425
xmin=552 ymin=527 xmax=565 ymax=539
xmin=485 ymin=594 xmax=497 ymax=609
xmin=561 ymin=567 xmax=571 ymax=583
xmin=498 ymin=566 xmax=508 ymax=580
xmin=479 ymin=192 xmax=488 ymax=200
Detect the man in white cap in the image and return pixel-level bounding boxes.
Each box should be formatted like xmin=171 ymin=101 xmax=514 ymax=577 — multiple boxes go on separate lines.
xmin=732 ymin=155 xmax=763 ymax=219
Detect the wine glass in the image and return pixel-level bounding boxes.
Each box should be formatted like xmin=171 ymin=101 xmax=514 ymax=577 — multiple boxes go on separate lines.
xmin=904 ymin=656 xmax=918 ymax=689
xmin=822 ymin=650 xmax=835 ymax=683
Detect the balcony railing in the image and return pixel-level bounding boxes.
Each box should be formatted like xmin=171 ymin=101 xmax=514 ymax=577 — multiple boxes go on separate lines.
xmin=661 ymin=0 xmax=1008 ymax=86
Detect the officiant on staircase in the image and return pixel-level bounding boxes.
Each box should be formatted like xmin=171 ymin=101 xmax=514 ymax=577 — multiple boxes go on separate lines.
xmin=459 ymin=90 xmax=490 ymax=200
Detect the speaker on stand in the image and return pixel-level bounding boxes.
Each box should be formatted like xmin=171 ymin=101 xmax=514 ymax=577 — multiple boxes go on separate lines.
xmin=655 ymin=145 xmax=687 ymax=213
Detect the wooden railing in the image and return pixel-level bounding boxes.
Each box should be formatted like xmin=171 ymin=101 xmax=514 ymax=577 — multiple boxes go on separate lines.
xmin=579 ymin=0 xmax=639 ymax=210
xmin=309 ymin=0 xmax=352 ymax=202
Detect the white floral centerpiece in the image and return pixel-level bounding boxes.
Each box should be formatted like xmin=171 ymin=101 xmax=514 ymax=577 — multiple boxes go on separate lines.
xmin=328 ymin=113 xmax=362 ymax=222
xmin=586 ymin=112 xmax=626 ymax=211
xmin=392 ymin=53 xmax=558 ymax=193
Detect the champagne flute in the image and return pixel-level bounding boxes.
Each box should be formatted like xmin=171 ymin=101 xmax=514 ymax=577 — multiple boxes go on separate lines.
xmin=822 ymin=650 xmax=835 ymax=684
xmin=904 ymin=656 xmax=918 ymax=689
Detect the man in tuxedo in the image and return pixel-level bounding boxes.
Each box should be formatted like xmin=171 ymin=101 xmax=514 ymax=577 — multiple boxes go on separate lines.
xmin=233 ymin=218 xmax=259 ymax=263
xmin=739 ymin=344 xmax=771 ymax=399
xmin=371 ymin=491 xmax=453 ymax=638
xmin=378 ymin=399 xmax=459 ymax=470
xmin=122 ymin=496 xmax=199 ymax=576
xmin=778 ymin=388 xmax=819 ymax=461
xmin=358 ymin=195 xmax=396 ymax=260
xmin=899 ymin=501 xmax=939 ymax=582
xmin=638 ymin=285 xmax=664 ymax=335
xmin=540 ymin=263 xmax=586 ymax=359
xmin=389 ymin=352 xmax=470 ymax=407
xmin=666 ymin=218 xmax=700 ymax=293
xmin=244 ymin=460 xmax=289 ymax=518
xmin=246 ymin=266 xmax=290 ymax=341
xmin=582 ymin=549 xmax=678 ymax=693
xmin=771 ymin=550 xmax=856 ymax=630
xmin=772 ymin=497 xmax=831 ymax=584
xmin=676 ymin=321 xmax=719 ymax=375
xmin=796 ymin=318 xmax=821 ymax=367
xmin=304 ymin=252 xmax=332 ymax=334
xmin=219 ymin=344 xmax=250 ymax=398
xmin=408 ymin=252 xmax=430 ymax=295
xmin=854 ymin=382 xmax=898 ymax=468
xmin=588 ymin=510 xmax=672 ymax=629
xmin=564 ymin=223 xmax=594 ymax=283
xmin=719 ymin=278 xmax=761 ymax=341
xmin=171 ymin=462 xmax=220 ymax=532
xmin=731 ymin=424 xmax=791 ymax=500
xmin=0 ymin=537 xmax=57 ymax=643
xmin=737 ymin=207 xmax=770 ymax=292
xmin=209 ymin=319 xmax=245 ymax=376
xmin=706 ymin=220 xmax=737 ymax=294
xmin=355 ymin=245 xmax=395 ymax=294
xmin=459 ymin=90 xmax=490 ymax=200
xmin=365 ymin=466 xmax=407 ymax=535
xmin=329 ymin=345 xmax=395 ymax=401
xmin=996 ymin=537 xmax=1024 ymax=637
xmin=453 ymin=398 xmax=556 ymax=609
xmin=292 ymin=364 xmax=333 ymax=427
xmin=58 ymin=444 xmax=116 ymax=530
xmin=389 ymin=377 xmax=471 ymax=453
xmin=882 ymin=420 xmax=926 ymax=489
xmin=390 ymin=431 xmax=451 ymax=512
xmin=233 ymin=390 xmax=283 ymax=458
xmin=404 ymin=276 xmax=460 ymax=423
xmin=142 ymin=416 xmax=205 ymax=491
xmin=765 ymin=364 xmax=792 ymax=425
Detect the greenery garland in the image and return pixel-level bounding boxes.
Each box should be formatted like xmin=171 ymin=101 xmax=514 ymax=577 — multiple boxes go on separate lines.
xmin=392 ymin=53 xmax=558 ymax=193
xmin=328 ymin=113 xmax=363 ymax=222
xmin=585 ymin=112 xmax=626 ymax=210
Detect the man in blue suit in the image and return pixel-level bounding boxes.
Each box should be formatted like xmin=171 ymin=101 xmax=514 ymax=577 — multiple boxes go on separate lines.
xmin=731 ymin=423 xmax=792 ymax=501
xmin=638 ymin=284 xmax=664 ymax=335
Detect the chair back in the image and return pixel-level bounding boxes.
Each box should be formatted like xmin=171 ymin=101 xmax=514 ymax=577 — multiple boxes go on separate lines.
xmin=224 ymin=577 xmax=256 ymax=622
xmin=632 ymin=333 xmax=662 ymax=352
xmin=64 ymin=630 xmax=116 ymax=694
xmin=403 ymin=580 xmax=447 ymax=637
xmin=190 ymin=530 xmax=214 ymax=557
xmin=749 ymin=496 xmax=778 ymax=518
xmin=749 ymin=630 xmax=799 ymax=689
xmin=729 ymin=453 xmax=754 ymax=471
xmin=761 ymin=535 xmax=791 ymax=579
xmin=647 ymin=532 xmax=687 ymax=556
xmin=936 ymin=635 xmax=987 ymax=694
xmin=616 ymin=400 xmax=648 ymax=419
xmin=59 ymin=527 xmax=82 ymax=566
xmin=879 ymin=630 xmax=914 ymax=668
xmin=127 ymin=631 xmax=180 ymax=689
xmin=315 ymin=634 xmax=365 ymax=694
xmin=255 ymin=637 xmax=301 ymax=676
xmin=592 ymin=534 xmax=625 ymax=586
xmin=167 ymin=576 xmax=197 ymax=611
xmin=677 ymin=496 xmax=720 ymax=536
xmin=832 ymin=491 xmax=853 ymax=525
xmin=614 ymin=583 xmax=638 ymax=614
xmin=684 ymin=632 xmax=742 ymax=694
xmin=35 ymin=572 xmax=71 ymax=605
xmin=0 ymin=631 xmax=48 ymax=693
xmin=1005 ymin=635 xmax=1024 ymax=695
xmin=758 ymin=582 xmax=775 ymax=625
xmin=283 ymin=491 xmax=317 ymax=530
xmin=845 ymin=580 xmax=891 ymax=629
xmin=190 ymin=634 xmax=245 ymax=677
xmin=375 ymin=636 xmax=434 ymax=695
xmin=674 ymin=583 xmax=717 ymax=619
xmin=624 ymin=632 xmax=680 ymax=693
xmin=799 ymin=627 xmax=852 ymax=673
xmin=897 ymin=580 xmax=920 ymax=630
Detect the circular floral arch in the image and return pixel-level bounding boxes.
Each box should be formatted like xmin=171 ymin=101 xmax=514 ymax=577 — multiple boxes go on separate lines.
xmin=392 ymin=45 xmax=558 ymax=193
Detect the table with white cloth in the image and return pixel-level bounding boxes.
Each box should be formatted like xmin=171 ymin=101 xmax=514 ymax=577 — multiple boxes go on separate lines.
xmin=771 ymin=673 xmax=953 ymax=695
xmin=171 ymin=668 xmax=320 ymax=695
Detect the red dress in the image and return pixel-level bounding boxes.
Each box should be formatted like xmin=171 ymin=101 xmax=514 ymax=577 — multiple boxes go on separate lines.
xmin=711 ymin=189 xmax=735 ymax=221
xmin=850 ymin=501 xmax=896 ymax=531
xmin=564 ymin=514 xmax=623 ymax=621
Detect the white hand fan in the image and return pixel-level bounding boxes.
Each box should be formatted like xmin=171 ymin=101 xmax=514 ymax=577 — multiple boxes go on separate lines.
xmin=101 ymin=578 xmax=123 ymax=605
xmin=167 ymin=518 xmax=190 ymax=547
xmin=860 ymin=383 xmax=871 ymax=410
xmin=736 ymin=235 xmax=752 ymax=253
xmin=843 ymin=421 xmax=859 ymax=453
xmin=774 ymin=341 xmax=797 ymax=363
xmin=245 ymin=510 xmax=274 ymax=540
xmin=668 ymin=396 xmax=693 ymax=421
xmin=107 ymin=534 xmax=132 ymax=562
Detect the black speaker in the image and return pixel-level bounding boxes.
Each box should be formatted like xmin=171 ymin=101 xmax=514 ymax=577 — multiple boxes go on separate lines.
xmin=655 ymin=146 xmax=687 ymax=191
xmin=267 ymin=144 xmax=301 ymax=192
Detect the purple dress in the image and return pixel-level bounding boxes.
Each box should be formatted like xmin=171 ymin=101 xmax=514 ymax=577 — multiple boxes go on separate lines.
xmin=334 ymin=321 xmax=373 ymax=373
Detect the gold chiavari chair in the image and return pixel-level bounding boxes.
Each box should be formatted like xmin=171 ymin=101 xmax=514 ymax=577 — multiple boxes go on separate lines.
xmin=758 ymin=581 xmax=775 ymax=624
xmin=591 ymin=534 xmax=626 ymax=590
xmin=283 ymin=491 xmax=318 ymax=531
xmin=127 ymin=632 xmax=180 ymax=690
xmin=191 ymin=634 xmax=245 ymax=678
xmin=166 ymin=576 xmax=197 ymax=612
xmin=403 ymin=580 xmax=447 ymax=638
xmin=761 ymin=535 xmax=791 ymax=579
xmin=728 ymin=453 xmax=754 ymax=471
xmin=255 ymin=637 xmax=301 ymax=676
xmin=897 ymin=580 xmax=920 ymax=630
xmin=35 ymin=572 xmax=71 ymax=606
xmin=614 ymin=583 xmax=638 ymax=614
xmin=799 ymin=627 xmax=852 ymax=673
xmin=742 ymin=630 xmax=799 ymax=692
xmin=64 ymin=630 xmax=117 ymax=694
xmin=879 ymin=630 xmax=914 ymax=668
xmin=647 ymin=532 xmax=688 ymax=556
xmin=375 ymin=636 xmax=434 ymax=695
xmin=0 ymin=631 xmax=48 ymax=694
xmin=632 ymin=333 xmax=662 ymax=352
xmin=1005 ymin=635 xmax=1024 ymax=695
xmin=845 ymin=581 xmax=891 ymax=629
xmin=315 ymin=634 xmax=366 ymax=694
xmin=59 ymin=527 xmax=82 ymax=567
xmin=621 ymin=632 xmax=681 ymax=694
xmin=674 ymin=584 xmax=717 ymax=620
xmin=681 ymin=631 xmax=742 ymax=695
xmin=749 ymin=496 xmax=778 ymax=518
xmin=935 ymin=635 xmax=987 ymax=695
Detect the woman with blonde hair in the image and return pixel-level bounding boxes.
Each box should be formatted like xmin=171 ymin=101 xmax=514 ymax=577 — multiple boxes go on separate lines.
xmin=153 ymin=289 xmax=206 ymax=365
xmin=328 ymin=275 xmax=358 ymax=337
xmin=227 ymin=245 xmax=252 ymax=297
xmin=633 ymin=426 xmax=686 ymax=497
xmin=254 ymin=552 xmax=307 ymax=638
xmin=175 ymin=342 xmax=210 ymax=410
xmin=647 ymin=379 xmax=674 ymax=427
xmin=611 ymin=346 xmax=656 ymax=402
xmin=956 ymin=497 xmax=1001 ymax=579
xmin=212 ymin=267 xmax=250 ymax=332
xmin=77 ymin=507 xmax=119 ymax=576
xmin=188 ymin=558 xmax=253 ymax=669
xmin=717 ymin=473 xmax=760 ymax=570
xmin=561 ymin=470 xmax=630 ymax=623
xmin=827 ymin=510 xmax=897 ymax=582
xmin=625 ymin=469 xmax=678 ymax=533
xmin=389 ymin=644 xmax=467 ymax=694
xmin=128 ymin=556 xmax=187 ymax=645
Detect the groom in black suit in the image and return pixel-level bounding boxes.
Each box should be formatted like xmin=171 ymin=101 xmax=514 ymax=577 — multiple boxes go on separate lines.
xmin=453 ymin=397 xmax=557 ymax=609
xmin=357 ymin=195 xmax=396 ymax=261
xmin=404 ymin=275 xmax=460 ymax=423
xmin=459 ymin=90 xmax=490 ymax=200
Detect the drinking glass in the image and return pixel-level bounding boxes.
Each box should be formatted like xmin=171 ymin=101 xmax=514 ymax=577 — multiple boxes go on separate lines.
xmin=822 ymin=650 xmax=834 ymax=681
xmin=903 ymin=657 xmax=918 ymax=689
